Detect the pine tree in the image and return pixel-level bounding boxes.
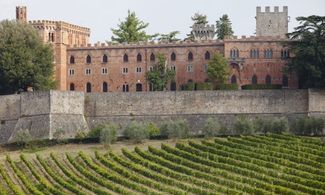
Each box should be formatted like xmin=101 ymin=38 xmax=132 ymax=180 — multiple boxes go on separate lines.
xmin=216 ymin=14 xmax=234 ymax=39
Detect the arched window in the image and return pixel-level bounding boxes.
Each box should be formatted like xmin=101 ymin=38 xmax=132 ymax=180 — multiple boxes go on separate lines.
xmin=188 ymin=52 xmax=193 ymax=61
xmin=123 ymin=54 xmax=128 ymax=62
xmin=150 ymin=53 xmax=155 ymax=62
xmin=170 ymin=81 xmax=176 ymax=91
xmin=205 ymin=51 xmax=210 ymax=60
xmin=103 ymin=82 xmax=108 ymax=92
xmin=171 ymin=52 xmax=176 ymax=61
xmin=137 ymin=53 xmax=142 ymax=62
xmin=281 ymin=49 xmax=289 ymax=59
xmin=252 ymin=75 xmax=258 ymax=84
xmin=122 ymin=84 xmax=129 ymax=92
xmin=70 ymin=83 xmax=75 ymax=91
xmin=86 ymin=55 xmax=91 ymax=64
xmin=264 ymin=49 xmax=273 ymax=59
xmin=230 ymin=49 xmax=239 ymax=58
xmin=231 ymin=75 xmax=237 ymax=84
xmin=86 ymin=82 xmax=91 ymax=93
xmin=136 ymin=83 xmax=142 ymax=92
xmin=250 ymin=49 xmax=259 ymax=58
xmin=266 ymin=75 xmax=272 ymax=85
xmin=102 ymin=54 xmax=108 ymax=63
xmin=282 ymin=75 xmax=289 ymax=87
xmin=70 ymin=56 xmax=75 ymax=64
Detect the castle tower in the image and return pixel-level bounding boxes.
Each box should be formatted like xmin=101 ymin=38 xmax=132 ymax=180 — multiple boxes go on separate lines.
xmin=16 ymin=6 xmax=27 ymax=23
xmin=191 ymin=24 xmax=215 ymax=40
xmin=256 ymin=6 xmax=288 ymax=37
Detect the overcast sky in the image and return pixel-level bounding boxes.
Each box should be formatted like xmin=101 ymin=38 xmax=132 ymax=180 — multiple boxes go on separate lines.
xmin=1 ymin=0 xmax=324 ymax=43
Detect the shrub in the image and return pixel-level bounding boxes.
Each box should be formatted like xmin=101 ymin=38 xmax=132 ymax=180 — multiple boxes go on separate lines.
xmin=160 ymin=119 xmax=189 ymax=139
xmin=195 ymin=82 xmax=213 ymax=90
xmin=181 ymin=82 xmax=195 ymax=91
xmin=13 ymin=129 xmax=32 ymax=147
xmin=291 ymin=117 xmax=324 ymax=135
xmin=88 ymin=124 xmax=104 ymax=138
xmin=202 ymin=117 xmax=221 ymax=137
xmin=146 ymin=122 xmax=160 ymax=137
xmin=75 ymin=130 xmax=87 ymax=139
xmin=216 ymin=83 xmax=238 ymax=90
xmin=254 ymin=117 xmax=289 ymax=134
xmin=124 ymin=121 xmax=149 ymax=143
xmin=100 ymin=124 xmax=117 ymax=145
xmin=271 ymin=118 xmax=289 ymax=134
xmin=241 ymin=84 xmax=282 ymax=90
xmin=234 ymin=116 xmax=255 ymax=135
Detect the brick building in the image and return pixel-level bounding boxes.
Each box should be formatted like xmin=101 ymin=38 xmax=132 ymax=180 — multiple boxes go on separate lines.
xmin=16 ymin=6 xmax=296 ymax=92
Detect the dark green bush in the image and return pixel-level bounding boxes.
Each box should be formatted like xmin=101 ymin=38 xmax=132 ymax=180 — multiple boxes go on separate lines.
xmin=291 ymin=117 xmax=324 ymax=135
xmin=241 ymin=84 xmax=282 ymax=90
xmin=160 ymin=119 xmax=189 ymax=139
xmin=202 ymin=118 xmax=221 ymax=137
xmin=234 ymin=116 xmax=255 ymax=135
xmin=195 ymin=82 xmax=213 ymax=90
xmin=254 ymin=118 xmax=289 ymax=134
xmin=124 ymin=121 xmax=149 ymax=143
xmin=87 ymin=125 xmax=104 ymax=138
xmin=216 ymin=83 xmax=238 ymax=90
xmin=181 ymin=82 xmax=195 ymax=91
xmin=146 ymin=122 xmax=160 ymax=137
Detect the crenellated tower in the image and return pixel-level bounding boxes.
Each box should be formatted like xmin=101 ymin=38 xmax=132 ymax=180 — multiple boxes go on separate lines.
xmin=191 ymin=24 xmax=215 ymax=40
xmin=16 ymin=6 xmax=27 ymax=23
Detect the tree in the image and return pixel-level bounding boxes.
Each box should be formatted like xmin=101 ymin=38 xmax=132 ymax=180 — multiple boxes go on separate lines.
xmin=187 ymin=13 xmax=208 ymax=40
xmin=111 ymin=10 xmax=157 ymax=43
xmin=158 ymin=31 xmax=180 ymax=42
xmin=145 ymin=54 xmax=175 ymax=91
xmin=286 ymin=15 xmax=325 ymax=88
xmin=0 ymin=20 xmax=55 ymax=95
xmin=216 ymin=14 xmax=234 ymax=39
xmin=207 ymin=52 xmax=230 ymax=85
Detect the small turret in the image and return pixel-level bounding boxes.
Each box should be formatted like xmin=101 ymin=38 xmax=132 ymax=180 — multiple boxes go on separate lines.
xmin=16 ymin=6 xmax=27 ymax=23
xmin=191 ymin=24 xmax=215 ymax=41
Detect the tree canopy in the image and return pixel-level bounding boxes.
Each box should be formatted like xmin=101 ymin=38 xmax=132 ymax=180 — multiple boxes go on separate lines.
xmin=207 ymin=52 xmax=230 ymax=84
xmin=145 ymin=54 xmax=175 ymax=91
xmin=0 ymin=20 xmax=55 ymax=95
xmin=216 ymin=14 xmax=234 ymax=39
xmin=158 ymin=31 xmax=180 ymax=42
xmin=111 ymin=10 xmax=157 ymax=43
xmin=286 ymin=15 xmax=325 ymax=88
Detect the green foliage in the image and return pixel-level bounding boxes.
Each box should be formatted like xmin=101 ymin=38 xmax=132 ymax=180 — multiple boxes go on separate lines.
xmin=13 ymin=129 xmax=32 ymax=147
xmin=74 ymin=130 xmax=87 ymax=139
xmin=0 ymin=20 xmax=55 ymax=94
xmin=216 ymin=14 xmax=234 ymax=39
xmin=158 ymin=31 xmax=180 ymax=42
xmin=241 ymin=84 xmax=282 ymax=90
xmin=216 ymin=83 xmax=238 ymax=90
xmin=254 ymin=118 xmax=289 ymax=134
xmin=187 ymin=12 xmax=208 ymax=40
xmin=88 ymin=125 xmax=104 ymax=138
xmin=233 ymin=116 xmax=255 ymax=135
xmin=203 ymin=118 xmax=221 ymax=137
xmin=180 ymin=81 xmax=195 ymax=91
xmin=146 ymin=122 xmax=160 ymax=137
xmin=286 ymin=15 xmax=325 ymax=88
xmin=207 ymin=52 xmax=230 ymax=85
xmin=124 ymin=121 xmax=149 ymax=143
xmin=195 ymin=82 xmax=214 ymax=90
xmin=160 ymin=119 xmax=189 ymax=139
xmin=291 ymin=116 xmax=324 ymax=135
xmin=145 ymin=54 xmax=175 ymax=91
xmin=100 ymin=124 xmax=117 ymax=145
xmin=111 ymin=10 xmax=157 ymax=43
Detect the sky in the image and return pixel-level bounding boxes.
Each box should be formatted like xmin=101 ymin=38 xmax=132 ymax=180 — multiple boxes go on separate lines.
xmin=1 ymin=0 xmax=324 ymax=43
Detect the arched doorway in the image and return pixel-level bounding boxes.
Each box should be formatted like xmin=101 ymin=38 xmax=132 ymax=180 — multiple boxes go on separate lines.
xmin=136 ymin=83 xmax=142 ymax=92
xmin=170 ymin=81 xmax=176 ymax=91
xmin=86 ymin=82 xmax=91 ymax=93
xmin=70 ymin=83 xmax=75 ymax=91
xmin=103 ymin=82 xmax=108 ymax=92
xmin=231 ymin=75 xmax=237 ymax=84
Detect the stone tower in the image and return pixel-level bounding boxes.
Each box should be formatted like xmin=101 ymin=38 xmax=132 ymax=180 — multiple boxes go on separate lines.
xmin=16 ymin=6 xmax=27 ymax=23
xmin=191 ymin=24 xmax=215 ymax=40
xmin=256 ymin=6 xmax=288 ymax=37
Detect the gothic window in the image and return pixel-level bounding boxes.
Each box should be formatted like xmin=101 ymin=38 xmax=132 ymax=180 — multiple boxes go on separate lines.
xmin=122 ymin=67 xmax=128 ymax=74
xmin=137 ymin=53 xmax=142 ymax=62
xmin=205 ymin=51 xmax=210 ymax=60
xmin=171 ymin=52 xmax=176 ymax=61
xmin=70 ymin=56 xmax=75 ymax=64
xmin=187 ymin=64 xmax=193 ymax=72
xmin=264 ymin=49 xmax=273 ymax=59
xmin=252 ymin=75 xmax=258 ymax=84
xmin=231 ymin=75 xmax=237 ymax=84
xmin=266 ymin=75 xmax=272 ymax=85
xmin=85 ymin=68 xmax=91 ymax=75
xmin=170 ymin=81 xmax=176 ymax=91
xmin=122 ymin=84 xmax=129 ymax=92
xmin=230 ymin=49 xmax=239 ymax=58
xmin=70 ymin=83 xmax=75 ymax=91
xmin=250 ymin=49 xmax=259 ymax=58
xmin=188 ymin=52 xmax=193 ymax=61
xmin=48 ymin=32 xmax=55 ymax=42
xmin=136 ymin=83 xmax=142 ymax=92
xmin=102 ymin=54 xmax=108 ymax=63
xmin=282 ymin=75 xmax=289 ymax=87
xmin=136 ymin=67 xmax=142 ymax=73
xmin=281 ymin=49 xmax=289 ymax=59
xmin=68 ymin=69 xmax=75 ymax=76
xmin=103 ymin=82 xmax=108 ymax=92
xmin=86 ymin=55 xmax=91 ymax=64
xmin=123 ymin=54 xmax=128 ymax=62
xmin=150 ymin=53 xmax=155 ymax=62
xmin=101 ymin=68 xmax=108 ymax=75
xmin=86 ymin=82 xmax=91 ymax=93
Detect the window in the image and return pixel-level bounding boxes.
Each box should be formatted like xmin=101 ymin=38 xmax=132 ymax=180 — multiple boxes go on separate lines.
xmin=136 ymin=83 xmax=142 ymax=92
xmin=122 ymin=67 xmax=128 ymax=74
xmin=266 ymin=75 xmax=272 ymax=84
xmin=103 ymin=82 xmax=108 ymax=92
xmin=171 ymin=52 xmax=176 ymax=61
xmin=205 ymin=51 xmax=210 ymax=60
xmin=68 ymin=69 xmax=75 ymax=76
xmin=230 ymin=49 xmax=239 ymax=58
xmin=170 ymin=81 xmax=176 ymax=91
xmin=264 ymin=49 xmax=273 ymax=59
xmin=69 ymin=56 xmax=75 ymax=64
xmin=86 ymin=55 xmax=91 ymax=64
xmin=250 ymin=49 xmax=259 ymax=58
xmin=48 ymin=32 xmax=55 ymax=42
xmin=137 ymin=53 xmax=142 ymax=62
xmin=86 ymin=82 xmax=91 ymax=93
xmin=203 ymin=64 xmax=208 ymax=72
xmin=122 ymin=84 xmax=129 ymax=92
xmin=188 ymin=52 xmax=193 ymax=61
xmin=102 ymin=68 xmax=108 ymax=75
xmin=252 ymin=75 xmax=258 ymax=84
xmin=282 ymin=75 xmax=289 ymax=87
xmin=187 ymin=64 xmax=193 ymax=72
xmin=150 ymin=53 xmax=155 ymax=62
xmin=102 ymin=54 xmax=108 ymax=63
xmin=231 ymin=75 xmax=237 ymax=84
xmin=281 ymin=49 xmax=289 ymax=59
xmin=70 ymin=83 xmax=75 ymax=91
xmin=171 ymin=65 xmax=176 ymax=71
xmin=123 ymin=54 xmax=128 ymax=62
xmin=85 ymin=68 xmax=91 ymax=75
xmin=149 ymin=66 xmax=153 ymax=71
xmin=136 ymin=67 xmax=142 ymax=73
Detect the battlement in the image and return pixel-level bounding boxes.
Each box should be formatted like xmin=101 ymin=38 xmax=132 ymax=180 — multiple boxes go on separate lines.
xmin=192 ymin=24 xmax=215 ymax=31
xmin=28 ymin=20 xmax=90 ymax=33
xmin=256 ymin=6 xmax=288 ymax=13
xmin=224 ymin=35 xmax=290 ymax=42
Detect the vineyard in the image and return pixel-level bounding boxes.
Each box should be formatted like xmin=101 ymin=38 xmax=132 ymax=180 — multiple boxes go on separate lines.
xmin=0 ymin=134 xmax=325 ymax=195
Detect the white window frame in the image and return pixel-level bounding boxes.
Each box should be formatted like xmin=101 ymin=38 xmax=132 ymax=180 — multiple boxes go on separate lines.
xmin=101 ymin=67 xmax=108 ymax=75
xmin=85 ymin=68 xmax=91 ymax=75
xmin=122 ymin=67 xmax=128 ymax=74
xmin=68 ymin=68 xmax=75 ymax=76
xmin=136 ymin=67 xmax=142 ymax=73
